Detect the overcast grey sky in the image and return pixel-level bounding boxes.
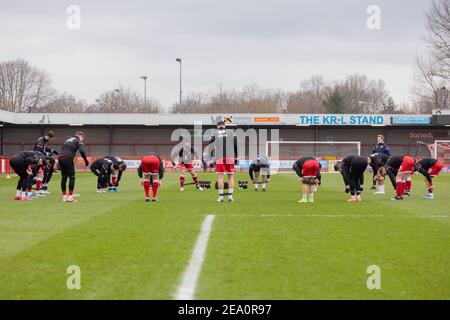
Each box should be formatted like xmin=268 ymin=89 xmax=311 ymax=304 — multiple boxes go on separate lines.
xmin=0 ymin=0 xmax=431 ymax=110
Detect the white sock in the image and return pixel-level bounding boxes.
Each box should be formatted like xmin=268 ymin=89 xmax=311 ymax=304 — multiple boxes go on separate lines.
xmin=262 ymin=183 xmax=266 ymax=189
xmin=303 ymin=194 xmax=307 ymax=200
xmin=21 ymin=191 xmax=26 ymax=198
xmin=16 ymin=190 xmax=21 ymax=197
xmin=228 ymin=188 xmax=234 ymax=198
xmin=309 ymin=193 xmax=314 ymax=200
xmin=218 ymin=189 xmax=224 ymax=199
xmin=379 ymin=185 xmax=385 ymax=193
xmin=254 ymin=183 xmax=258 ymax=189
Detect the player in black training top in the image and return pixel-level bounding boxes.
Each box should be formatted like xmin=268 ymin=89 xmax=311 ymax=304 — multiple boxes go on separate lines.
xmin=367 ymin=153 xmax=389 ymax=195
xmin=103 ymin=155 xmax=127 ymax=192
xmin=334 ymin=155 xmax=368 ymax=202
xmin=293 ymin=157 xmax=322 ymax=203
xmin=58 ymin=131 xmax=89 ymax=202
xmin=33 ymin=130 xmax=58 ymax=195
xmin=9 ymin=151 xmax=49 ymax=201
xmin=90 ymin=157 xmax=115 ymax=193
xmin=209 ymin=120 xmax=238 ymax=203
xmin=378 ymin=155 xmax=415 ymax=200
xmin=413 ymin=158 xmax=444 ymax=199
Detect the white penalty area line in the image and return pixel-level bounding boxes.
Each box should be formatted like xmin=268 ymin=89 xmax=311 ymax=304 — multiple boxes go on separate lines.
xmin=174 ymin=214 xmax=215 ymax=300
xmin=220 ymin=214 xmax=449 ymax=219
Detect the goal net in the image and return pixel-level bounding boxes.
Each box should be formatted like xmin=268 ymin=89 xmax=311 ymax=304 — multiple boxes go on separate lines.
xmin=265 ymin=141 xmax=361 ymax=173
xmin=428 ymin=140 xmax=450 ymax=166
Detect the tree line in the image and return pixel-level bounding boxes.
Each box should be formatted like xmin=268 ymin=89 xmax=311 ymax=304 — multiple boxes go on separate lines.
xmin=0 ymin=0 xmax=448 ymax=115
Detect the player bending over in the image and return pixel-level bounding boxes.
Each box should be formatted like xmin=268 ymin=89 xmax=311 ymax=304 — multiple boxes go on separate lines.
xmin=367 ymin=152 xmax=389 ymax=195
xmin=334 ymin=155 xmax=368 ymax=202
xmin=249 ymin=155 xmax=270 ymax=192
xmin=58 ymin=131 xmax=89 ymax=202
xmin=209 ymin=121 xmax=238 ymax=203
xmin=138 ymin=153 xmax=164 ymax=202
xmin=9 ymin=151 xmax=49 ymax=201
xmin=293 ymin=157 xmax=321 ymax=203
xmin=171 ymin=142 xmax=203 ymax=191
xmin=90 ymin=157 xmax=115 ymax=193
xmin=380 ymin=155 xmax=415 ymax=200
xmin=33 ymin=130 xmax=59 ymax=195
xmin=413 ymin=158 xmax=443 ymax=199
xmin=104 ymin=155 xmax=127 ymax=191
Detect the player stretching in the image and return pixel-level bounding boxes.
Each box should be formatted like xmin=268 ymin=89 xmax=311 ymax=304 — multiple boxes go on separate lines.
xmin=249 ymin=155 xmax=270 ymax=192
xmin=33 ymin=130 xmax=58 ymax=195
xmin=137 ymin=153 xmax=164 ymax=202
xmin=368 ymin=152 xmax=389 ymax=195
xmin=104 ymin=155 xmax=127 ymax=191
xmin=293 ymin=157 xmax=321 ymax=203
xmin=171 ymin=143 xmax=202 ymax=191
xmin=209 ymin=121 xmax=238 ymax=203
xmin=9 ymin=151 xmax=48 ymax=201
xmin=90 ymin=157 xmax=115 ymax=193
xmin=413 ymin=158 xmax=443 ymax=199
xmin=334 ymin=155 xmax=368 ymax=202
xmin=381 ymin=155 xmax=415 ymax=200
xmin=58 ymin=131 xmax=89 ymax=202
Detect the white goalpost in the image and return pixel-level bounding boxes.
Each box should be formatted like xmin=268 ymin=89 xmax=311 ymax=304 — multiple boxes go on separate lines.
xmin=433 ymin=140 xmax=450 ymax=164
xmin=265 ymin=140 xmax=361 ymax=172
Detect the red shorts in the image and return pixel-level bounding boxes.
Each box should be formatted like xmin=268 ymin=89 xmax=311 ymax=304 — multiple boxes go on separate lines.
xmin=302 ymin=160 xmax=319 ymax=177
xmin=179 ymin=162 xmax=194 ymax=171
xmin=141 ymin=155 xmax=160 ymax=174
xmin=429 ymin=161 xmax=443 ymax=177
xmin=216 ymin=157 xmax=235 ymax=173
xmin=399 ymin=156 xmax=415 ymax=173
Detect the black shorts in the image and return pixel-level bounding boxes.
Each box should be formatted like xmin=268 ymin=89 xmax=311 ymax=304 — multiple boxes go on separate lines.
xmin=9 ymin=157 xmax=28 ymax=178
xmin=59 ymin=155 xmax=75 ymax=176
xmin=350 ymin=158 xmax=368 ymax=178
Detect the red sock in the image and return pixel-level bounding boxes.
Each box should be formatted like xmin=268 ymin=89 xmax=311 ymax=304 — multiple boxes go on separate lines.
xmin=152 ymin=181 xmax=159 ymax=198
xmin=27 ymin=188 xmax=31 ymax=193
xmin=69 ymin=190 xmax=74 ymax=196
xmin=405 ymin=180 xmax=412 ymax=191
xmin=396 ymin=181 xmax=403 ymax=197
xmin=112 ymin=177 xmax=117 ymax=187
xmin=428 ymin=181 xmax=433 ymax=194
xmin=62 ymin=191 xmax=66 ymax=196
xmin=180 ymin=176 xmax=185 ymax=187
xmin=193 ymin=175 xmax=199 ymax=186
xmin=36 ymin=180 xmax=41 ymax=191
xmin=402 ymin=182 xmax=406 ymax=194
xmin=143 ymin=180 xmax=150 ymax=198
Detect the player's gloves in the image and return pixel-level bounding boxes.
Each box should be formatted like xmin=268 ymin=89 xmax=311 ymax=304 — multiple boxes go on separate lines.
xmin=84 ymin=159 xmax=90 ymax=167
xmin=345 ymin=186 xmax=350 ymax=193
xmin=234 ymin=158 xmax=239 ymax=165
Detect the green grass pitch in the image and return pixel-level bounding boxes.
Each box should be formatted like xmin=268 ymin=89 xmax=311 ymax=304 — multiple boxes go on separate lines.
xmin=0 ymin=171 xmax=449 ymax=299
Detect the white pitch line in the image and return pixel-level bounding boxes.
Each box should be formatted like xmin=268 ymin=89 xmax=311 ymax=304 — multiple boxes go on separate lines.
xmin=220 ymin=214 xmax=449 ymax=218
xmin=174 ymin=214 xmax=215 ymax=300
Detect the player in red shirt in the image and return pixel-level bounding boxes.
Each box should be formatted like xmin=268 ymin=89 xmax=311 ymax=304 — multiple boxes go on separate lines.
xmin=381 ymin=155 xmax=416 ymax=200
xmin=171 ymin=142 xmax=203 ymax=191
xmin=137 ymin=153 xmax=164 ymax=202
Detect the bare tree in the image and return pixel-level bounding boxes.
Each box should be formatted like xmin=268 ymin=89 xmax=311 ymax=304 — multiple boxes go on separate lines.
xmin=39 ymin=93 xmax=86 ymax=113
xmin=287 ymin=75 xmax=326 ymax=113
xmin=88 ymin=85 xmax=160 ymax=113
xmin=425 ymin=0 xmax=450 ymax=80
xmin=0 ymin=59 xmax=54 ymax=112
